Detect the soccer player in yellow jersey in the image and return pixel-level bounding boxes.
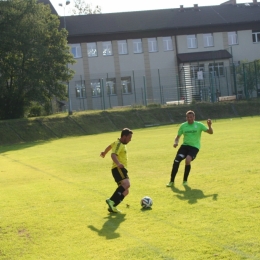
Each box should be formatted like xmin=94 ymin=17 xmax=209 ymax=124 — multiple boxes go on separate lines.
xmin=101 ymin=128 xmax=133 ymax=213
xmin=166 ymin=110 xmax=213 ymax=187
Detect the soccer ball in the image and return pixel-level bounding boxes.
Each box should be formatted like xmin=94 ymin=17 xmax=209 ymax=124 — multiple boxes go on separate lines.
xmin=140 ymin=196 xmax=153 ymax=208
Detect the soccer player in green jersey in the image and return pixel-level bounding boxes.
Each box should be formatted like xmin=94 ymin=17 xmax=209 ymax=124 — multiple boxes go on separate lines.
xmin=166 ymin=110 xmax=213 ymax=187
xmin=102 ymin=128 xmax=133 ymax=213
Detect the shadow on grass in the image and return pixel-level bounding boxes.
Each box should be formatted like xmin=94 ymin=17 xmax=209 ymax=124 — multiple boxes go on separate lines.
xmin=0 ymin=140 xmax=52 ymax=154
xmin=140 ymin=207 xmax=153 ymax=212
xmin=88 ymin=213 xmax=126 ymax=240
xmin=171 ymin=185 xmax=218 ymax=204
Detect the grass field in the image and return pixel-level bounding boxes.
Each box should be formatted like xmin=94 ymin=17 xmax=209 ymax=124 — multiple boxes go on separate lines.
xmin=0 ymin=117 xmax=260 ymax=259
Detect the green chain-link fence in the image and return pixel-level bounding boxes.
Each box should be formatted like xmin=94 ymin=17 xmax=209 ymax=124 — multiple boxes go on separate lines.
xmin=63 ymin=60 xmax=260 ymax=112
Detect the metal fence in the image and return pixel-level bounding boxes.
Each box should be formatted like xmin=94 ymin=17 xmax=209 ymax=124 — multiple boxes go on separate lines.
xmin=63 ymin=60 xmax=260 ymax=112
xmin=234 ymin=59 xmax=260 ymax=99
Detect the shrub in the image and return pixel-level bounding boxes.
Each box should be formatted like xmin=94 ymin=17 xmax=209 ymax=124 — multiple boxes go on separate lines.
xmin=147 ymin=103 xmax=161 ymax=108
xmin=28 ymin=104 xmax=43 ymax=117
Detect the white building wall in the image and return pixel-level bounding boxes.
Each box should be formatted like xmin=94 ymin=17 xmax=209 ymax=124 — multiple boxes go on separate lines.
xmin=67 ymin=48 xmax=85 ymax=112
xmin=88 ymin=42 xmax=115 ymax=76
xmin=177 ymin=32 xmax=227 ymax=54
xmin=118 ymin=39 xmax=145 ymax=72
xmin=230 ymin=30 xmax=260 ymax=62
xmin=66 ymin=29 xmax=260 ymax=111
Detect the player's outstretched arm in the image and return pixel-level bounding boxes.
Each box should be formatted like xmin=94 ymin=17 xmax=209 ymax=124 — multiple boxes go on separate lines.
xmin=173 ymin=135 xmax=180 ymax=148
xmin=100 ymin=145 xmax=112 ymax=158
xmin=206 ymin=119 xmax=213 ymax=134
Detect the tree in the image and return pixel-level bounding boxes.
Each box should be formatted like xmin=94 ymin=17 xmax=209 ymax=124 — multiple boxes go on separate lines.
xmin=71 ymin=0 xmax=101 ymax=15
xmin=0 ymin=0 xmax=75 ymax=120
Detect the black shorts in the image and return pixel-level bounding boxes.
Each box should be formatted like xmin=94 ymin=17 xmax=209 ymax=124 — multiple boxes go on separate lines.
xmin=111 ymin=167 xmax=129 ymax=185
xmin=177 ymin=145 xmax=199 ymax=161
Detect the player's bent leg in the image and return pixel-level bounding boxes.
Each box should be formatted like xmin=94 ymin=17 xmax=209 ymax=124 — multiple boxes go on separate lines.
xmin=167 ymin=153 xmax=185 ymax=185
xmin=106 ymin=198 xmax=122 ymax=213
xmin=122 ymin=189 xmax=129 ymax=196
xmin=112 ymin=179 xmax=130 ymax=208
xmin=121 ymin=178 xmax=130 ymax=190
xmin=108 ymin=168 xmax=130 ymax=213
xmin=183 ymin=155 xmax=192 ymax=184
xmin=185 ymin=155 xmax=193 ymax=165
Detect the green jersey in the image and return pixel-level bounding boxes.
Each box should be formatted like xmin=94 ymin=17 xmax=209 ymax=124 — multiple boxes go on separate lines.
xmin=111 ymin=139 xmax=128 ymax=169
xmin=178 ymin=121 xmax=208 ymax=149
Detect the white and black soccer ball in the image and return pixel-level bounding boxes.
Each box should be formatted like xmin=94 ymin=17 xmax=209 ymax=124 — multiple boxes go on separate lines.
xmin=140 ymin=196 xmax=153 ymax=208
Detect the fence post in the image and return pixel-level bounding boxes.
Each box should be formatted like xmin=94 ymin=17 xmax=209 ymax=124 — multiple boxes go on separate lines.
xmin=101 ymin=78 xmax=106 ymax=110
xmin=225 ymin=67 xmax=230 ymax=96
xmin=141 ymin=88 xmax=144 ymax=105
xmin=254 ymin=60 xmax=258 ymax=92
xmin=100 ymin=79 xmax=102 ymax=110
xmin=121 ymin=90 xmax=124 ymax=106
xmin=176 ymin=74 xmax=180 ymax=101
xmin=211 ymin=73 xmax=216 ymax=103
xmin=242 ymin=64 xmax=248 ymax=99
xmin=158 ymin=69 xmax=163 ymax=104
xmin=132 ymin=70 xmax=137 ymax=104
xmin=161 ymin=86 xmax=164 ymax=104
xmin=143 ymin=76 xmax=147 ymax=106
xmin=232 ymin=63 xmax=238 ymax=98
xmin=108 ymin=92 xmax=111 ymax=109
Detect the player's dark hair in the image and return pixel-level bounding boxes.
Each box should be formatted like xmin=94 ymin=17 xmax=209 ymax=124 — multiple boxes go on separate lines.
xmin=121 ymin=128 xmax=133 ymax=137
xmin=186 ymin=110 xmax=195 ymax=116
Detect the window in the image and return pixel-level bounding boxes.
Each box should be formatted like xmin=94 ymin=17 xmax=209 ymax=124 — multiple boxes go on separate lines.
xmin=203 ymin=33 xmax=214 ymax=47
xmin=133 ymin=39 xmax=143 ymax=53
xmin=228 ymin=32 xmax=238 ymax=45
xmin=252 ymin=31 xmax=260 ymax=43
xmin=121 ymin=77 xmax=132 ymax=94
xmin=209 ymin=62 xmax=224 ymax=77
xmin=118 ymin=40 xmax=128 ymax=55
xmin=190 ymin=64 xmax=205 ymax=79
xmin=102 ymin=41 xmax=113 ymax=56
xmin=71 ymin=44 xmax=82 ymax=58
xmin=87 ymin=42 xmax=97 ymax=57
xmin=163 ymin=37 xmax=173 ymax=51
xmin=187 ymin=35 xmax=197 ymax=48
xmin=148 ymin=38 xmax=158 ymax=52
xmin=75 ymin=81 xmax=86 ymax=98
xmin=106 ymin=78 xmax=116 ymax=95
xmin=91 ymin=80 xmax=101 ymax=97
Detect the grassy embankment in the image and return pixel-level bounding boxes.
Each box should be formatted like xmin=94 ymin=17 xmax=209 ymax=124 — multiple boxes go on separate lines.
xmin=0 ymin=99 xmax=259 ymax=145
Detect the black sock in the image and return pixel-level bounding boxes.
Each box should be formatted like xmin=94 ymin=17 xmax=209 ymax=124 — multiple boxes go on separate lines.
xmin=170 ymin=161 xmax=180 ymax=182
xmin=183 ymin=165 xmax=191 ymax=182
xmin=114 ymin=194 xmax=124 ymax=207
xmin=110 ymin=186 xmax=125 ymax=206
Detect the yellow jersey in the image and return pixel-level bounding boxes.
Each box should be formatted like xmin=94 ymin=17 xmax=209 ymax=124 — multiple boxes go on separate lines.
xmin=111 ymin=139 xmax=128 ymax=169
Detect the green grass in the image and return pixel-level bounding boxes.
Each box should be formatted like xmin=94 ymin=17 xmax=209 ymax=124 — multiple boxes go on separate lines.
xmin=0 ymin=117 xmax=260 ymax=259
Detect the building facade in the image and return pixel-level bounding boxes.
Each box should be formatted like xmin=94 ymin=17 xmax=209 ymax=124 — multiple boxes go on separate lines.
xmin=48 ymin=0 xmax=260 ymax=111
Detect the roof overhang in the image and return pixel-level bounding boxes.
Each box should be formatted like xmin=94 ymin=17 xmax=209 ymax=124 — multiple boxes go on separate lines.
xmin=177 ymin=50 xmax=232 ymax=63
